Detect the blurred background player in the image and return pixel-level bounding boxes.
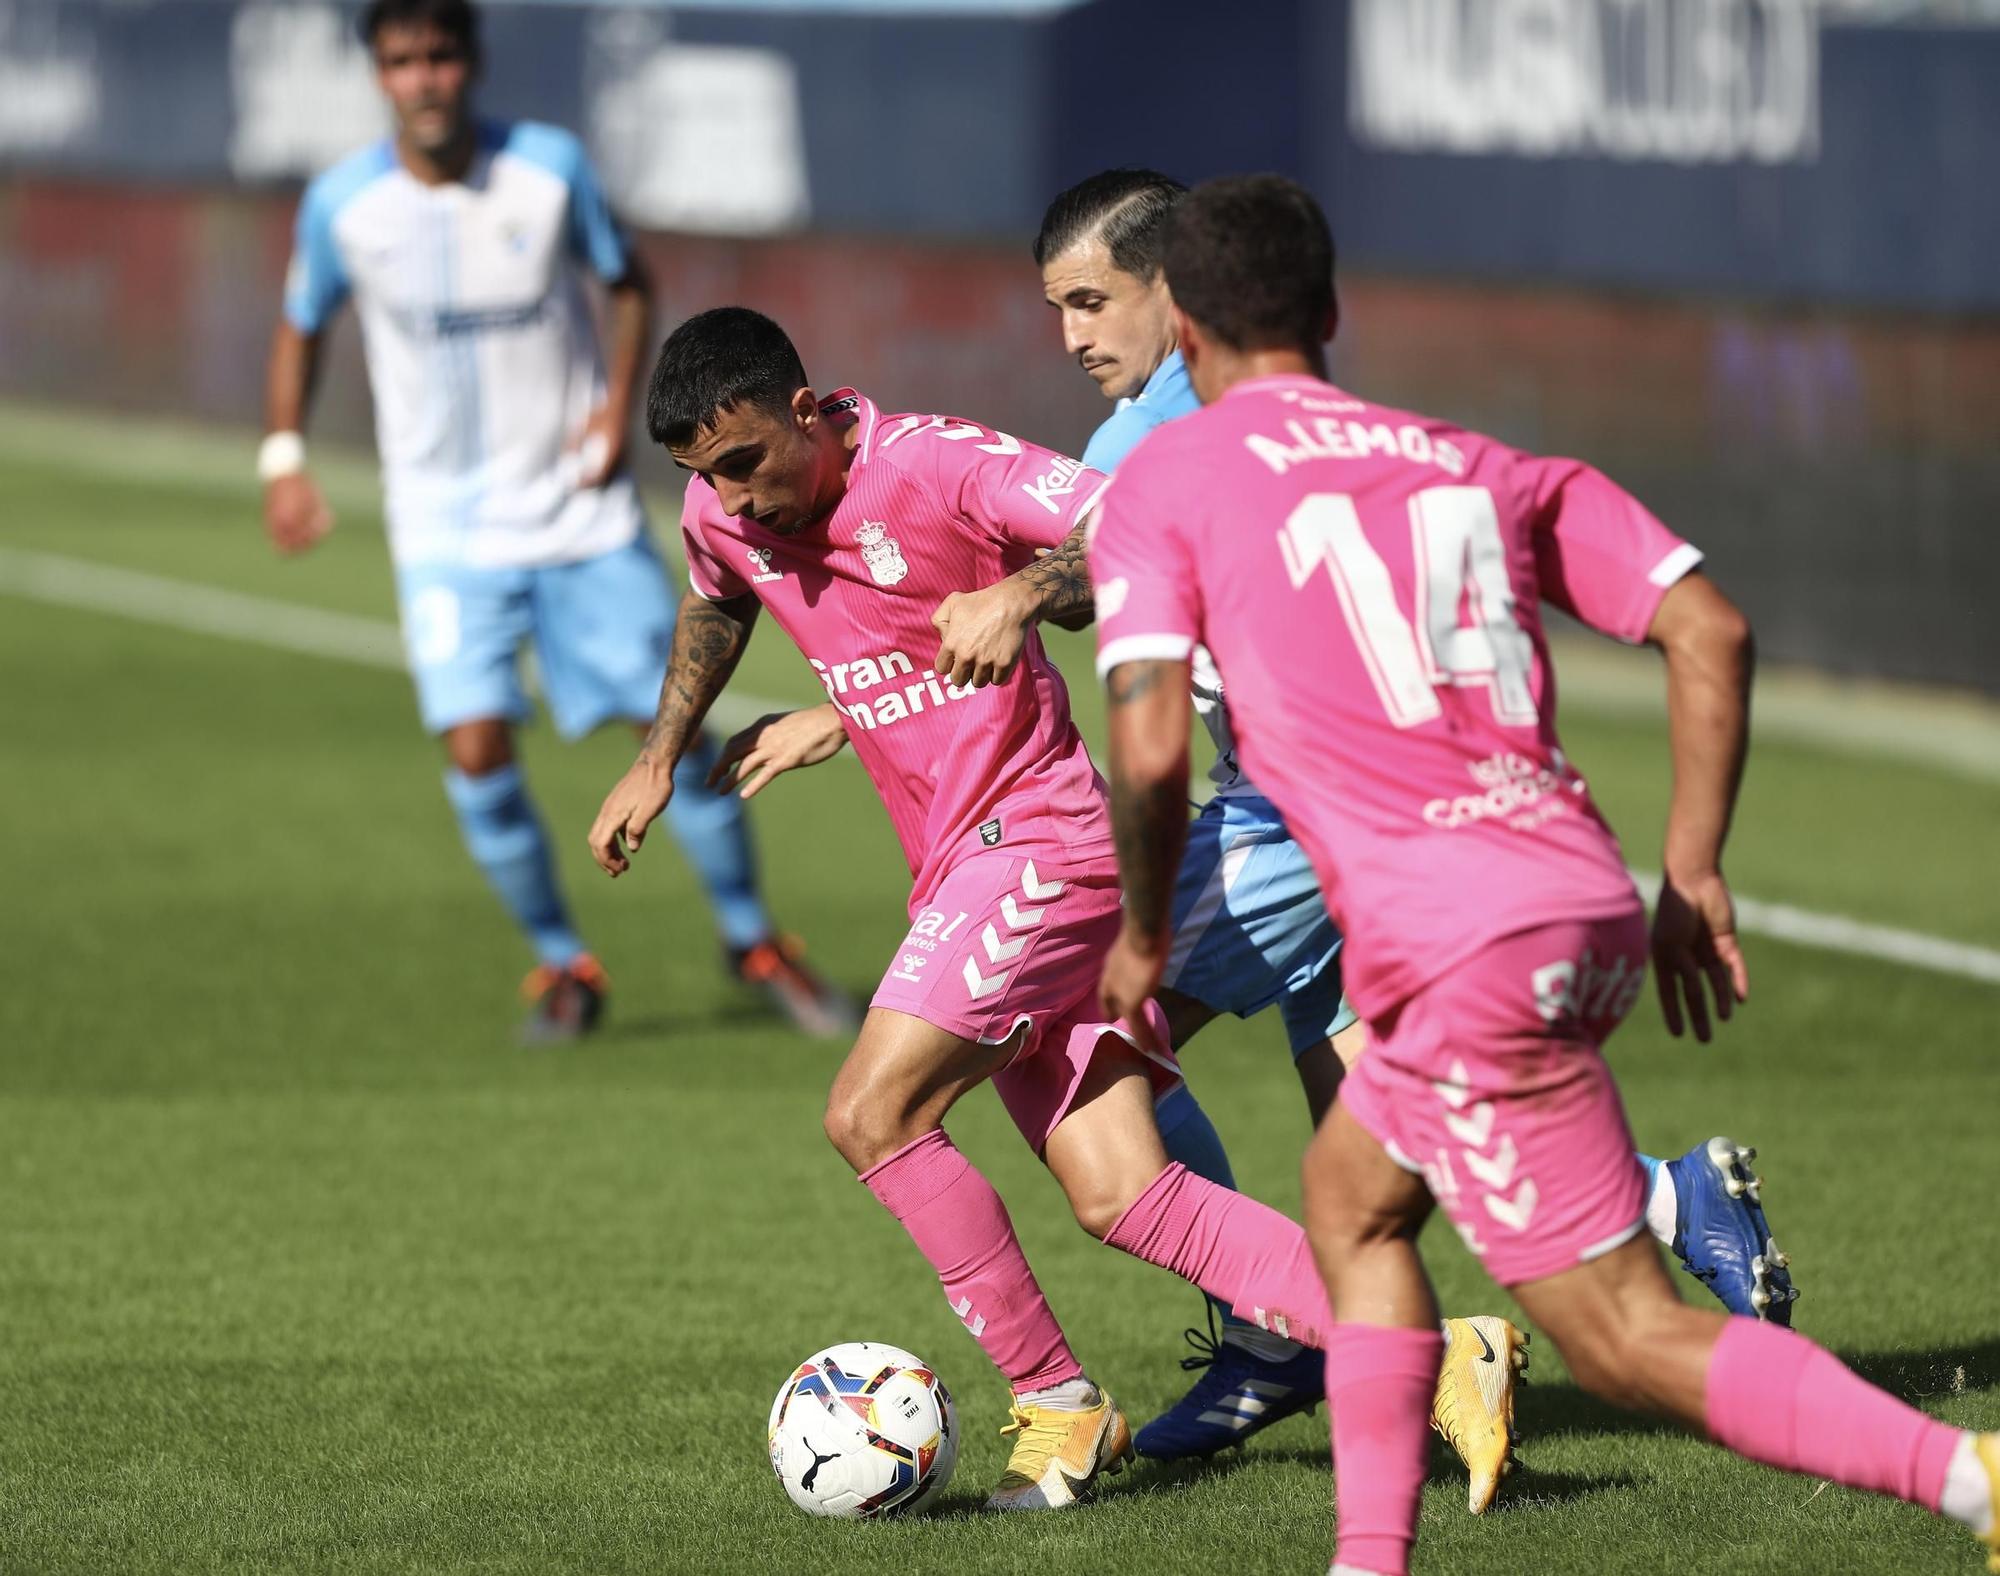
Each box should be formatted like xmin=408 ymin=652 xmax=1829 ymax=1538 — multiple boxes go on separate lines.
xmin=1091 ymin=173 xmax=1998 ymax=1576
xmin=588 ymin=306 xmax=1521 ymax=1512
xmin=259 ymin=0 xmax=850 ymax=1041
xmin=1036 ymin=166 xmax=1799 ymax=1460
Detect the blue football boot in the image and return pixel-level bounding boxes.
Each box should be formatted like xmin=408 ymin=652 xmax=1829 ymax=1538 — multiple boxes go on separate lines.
xmin=1134 ymin=1310 xmax=1326 ymax=1460
xmin=1665 ymin=1136 xmax=1799 ymax=1322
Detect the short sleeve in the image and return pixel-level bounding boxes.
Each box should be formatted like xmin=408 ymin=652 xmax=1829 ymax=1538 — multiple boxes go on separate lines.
xmin=933 ymin=425 xmax=1112 ymax=553
xmin=283 ymin=181 xmax=350 ymax=333
xmin=679 ymin=482 xmax=751 ymax=601
xmin=1528 ymin=458 xmax=1703 ymax=644
xmin=1088 ymin=464 xmax=1202 ymax=679
xmin=565 ymin=144 xmax=632 ymax=283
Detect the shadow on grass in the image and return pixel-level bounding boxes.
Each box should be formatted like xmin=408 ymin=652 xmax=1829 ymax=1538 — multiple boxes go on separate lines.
xmin=1495 ymin=1332 xmax=2000 ymax=1448
xmin=594 ymin=975 xmax=874 ymax=1046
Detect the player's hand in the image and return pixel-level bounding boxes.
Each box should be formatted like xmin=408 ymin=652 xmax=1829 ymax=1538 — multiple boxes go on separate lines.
xmin=262 ymin=471 xmax=334 ymax=555
xmin=588 ymin=757 xmax=676 ymax=876
xmin=932 ymin=582 xmax=1036 ymax=689
xmin=1098 ymin=923 xmax=1169 ymax=1058
xmin=707 ymin=705 xmax=850 ymax=799
xmin=571 ymin=402 xmax=628 ymax=489
xmin=1650 ymin=869 xmax=1749 ymax=1042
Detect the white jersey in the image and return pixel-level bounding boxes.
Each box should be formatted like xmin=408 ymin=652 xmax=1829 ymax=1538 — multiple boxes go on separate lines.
xmin=1188 ymin=645 xmax=1253 ymax=796
xmin=285 ymin=119 xmax=644 ymax=569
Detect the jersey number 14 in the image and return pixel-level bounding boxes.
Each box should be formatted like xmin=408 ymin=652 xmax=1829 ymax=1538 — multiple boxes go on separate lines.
xmin=1277 ymin=486 xmax=1537 ymax=730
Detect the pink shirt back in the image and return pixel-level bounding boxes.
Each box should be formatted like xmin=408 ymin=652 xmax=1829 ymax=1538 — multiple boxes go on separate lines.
xmin=684 ymin=390 xmax=1115 ymax=902
xmin=1091 ymin=374 xmax=1701 ymax=1017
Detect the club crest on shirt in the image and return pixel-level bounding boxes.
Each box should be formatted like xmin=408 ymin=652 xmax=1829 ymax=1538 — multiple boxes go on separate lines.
xmin=856 ymin=520 xmax=909 ymax=586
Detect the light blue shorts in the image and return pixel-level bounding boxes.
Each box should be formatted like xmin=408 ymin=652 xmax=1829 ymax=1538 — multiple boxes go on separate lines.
xmin=394 ymin=533 xmax=676 ymax=740
xmin=1165 ymin=791 xmax=1358 ymax=1056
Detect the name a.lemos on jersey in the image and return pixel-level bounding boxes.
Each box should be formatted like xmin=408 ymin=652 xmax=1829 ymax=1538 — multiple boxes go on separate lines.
xmin=811 ymin=648 xmax=981 ymax=730
xmin=1245 ymin=417 xmax=1468 ymax=479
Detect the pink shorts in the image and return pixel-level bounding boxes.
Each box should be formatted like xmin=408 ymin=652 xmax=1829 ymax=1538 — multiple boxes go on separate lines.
xmin=1339 ymin=911 xmax=1652 ymax=1287
xmin=871 ymin=851 xmax=1178 ymax=1151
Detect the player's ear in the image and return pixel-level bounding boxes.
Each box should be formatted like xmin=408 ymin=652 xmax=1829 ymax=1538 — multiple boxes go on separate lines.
xmin=1170 ymin=303 xmax=1202 ymax=369
xmin=790 ymin=386 xmax=818 ymax=434
xmin=1321 ymin=298 xmax=1339 ymax=344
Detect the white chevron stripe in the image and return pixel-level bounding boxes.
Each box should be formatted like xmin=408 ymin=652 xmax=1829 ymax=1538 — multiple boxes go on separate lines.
xmin=981 ymin=923 xmax=1025 ymax=964
xmin=963 ymin=959 xmax=1009 ymax=1000
xmin=1000 ymin=894 xmax=1044 ymax=929
xmin=1021 ymin=861 xmax=1065 ymax=901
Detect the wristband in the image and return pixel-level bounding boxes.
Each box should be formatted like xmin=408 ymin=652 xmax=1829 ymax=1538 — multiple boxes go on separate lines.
xmin=258 ymin=431 xmax=307 ymax=482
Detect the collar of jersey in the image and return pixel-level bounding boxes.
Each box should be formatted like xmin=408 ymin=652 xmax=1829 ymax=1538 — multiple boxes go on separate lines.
xmin=1222 ymin=371 xmax=1351 ymax=403
xmin=819 ymin=387 xmax=880 ymax=471
xmin=1138 ymin=349 xmax=1190 ymax=407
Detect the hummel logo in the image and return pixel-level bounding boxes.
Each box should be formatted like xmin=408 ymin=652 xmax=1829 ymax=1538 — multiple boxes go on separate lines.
xmin=800 ymin=1441 xmax=839 ymax=1492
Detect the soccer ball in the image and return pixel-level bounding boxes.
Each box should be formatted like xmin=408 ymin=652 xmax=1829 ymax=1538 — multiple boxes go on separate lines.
xmin=767 ymin=1341 xmax=958 ymax=1518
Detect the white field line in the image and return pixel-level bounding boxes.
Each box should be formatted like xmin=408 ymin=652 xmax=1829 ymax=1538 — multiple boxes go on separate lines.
xmin=0 ymin=547 xmax=796 ymax=733
xmin=5 ymin=395 xmax=1999 ymax=784
xmin=5 ymin=545 xmax=1999 ymax=990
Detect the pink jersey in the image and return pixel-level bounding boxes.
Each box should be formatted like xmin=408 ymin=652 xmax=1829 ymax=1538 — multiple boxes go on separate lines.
xmin=1091 ymin=373 xmax=1702 ymax=1018
xmin=683 ymin=389 xmax=1115 ymax=901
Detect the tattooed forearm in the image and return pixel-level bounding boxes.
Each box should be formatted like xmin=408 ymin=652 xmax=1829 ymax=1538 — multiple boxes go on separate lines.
xmin=1107 ymin=662 xmax=1165 ymax=707
xmin=1110 ymin=767 xmax=1189 ymax=939
xmin=1102 ymin=656 xmax=1193 ymax=940
xmin=639 ymin=591 xmax=759 ymax=766
xmin=1017 ymin=522 xmax=1094 ymax=629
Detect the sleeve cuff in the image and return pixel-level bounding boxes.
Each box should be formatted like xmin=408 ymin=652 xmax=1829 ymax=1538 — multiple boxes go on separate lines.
xmin=1097 ymin=632 xmax=1195 ymax=679
xmin=1648 ymin=541 xmax=1704 ymax=587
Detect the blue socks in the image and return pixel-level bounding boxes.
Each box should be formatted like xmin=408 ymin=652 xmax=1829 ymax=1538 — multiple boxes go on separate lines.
xmin=444 ymin=763 xmax=585 ymax=968
xmin=1156 ymin=1082 xmax=1254 ymax=1333
xmin=667 ymin=734 xmax=774 ymax=953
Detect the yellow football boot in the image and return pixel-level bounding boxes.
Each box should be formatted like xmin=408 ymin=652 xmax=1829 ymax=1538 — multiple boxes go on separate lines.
xmin=984 ymin=1387 xmax=1134 ymax=1511
xmin=1431 ymin=1315 xmax=1530 ymax=1514
xmin=1975 ymin=1432 xmax=2000 ymax=1574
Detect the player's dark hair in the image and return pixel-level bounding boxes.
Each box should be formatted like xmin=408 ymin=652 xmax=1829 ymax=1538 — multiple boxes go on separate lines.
xmin=358 ymin=0 xmax=480 ymax=55
xmin=1162 ymin=175 xmax=1336 ymax=354
xmin=646 ymin=307 xmax=811 ymax=448
xmin=1033 ymin=168 xmax=1188 ymax=279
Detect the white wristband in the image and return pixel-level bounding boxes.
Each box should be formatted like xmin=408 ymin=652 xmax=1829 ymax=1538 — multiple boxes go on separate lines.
xmin=258 ymin=431 xmax=307 ymax=482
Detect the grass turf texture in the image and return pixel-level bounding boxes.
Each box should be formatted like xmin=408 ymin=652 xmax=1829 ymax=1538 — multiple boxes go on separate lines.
xmin=2 ymin=446 xmax=1997 ymax=1574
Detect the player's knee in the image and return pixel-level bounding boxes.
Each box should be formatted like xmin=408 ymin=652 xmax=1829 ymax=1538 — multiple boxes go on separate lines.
xmin=820 ymin=1089 xmax=883 ymax=1172
xmin=443 ymin=721 xmax=514 ymax=777
xmin=1068 ymin=1180 xmax=1136 ymax=1243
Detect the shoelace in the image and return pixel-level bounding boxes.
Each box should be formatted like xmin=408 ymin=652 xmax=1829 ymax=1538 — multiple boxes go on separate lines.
xmin=1176 ymin=1305 xmax=1227 ymax=1374
xmin=995 ymin=1403 xmax=1069 ymax=1478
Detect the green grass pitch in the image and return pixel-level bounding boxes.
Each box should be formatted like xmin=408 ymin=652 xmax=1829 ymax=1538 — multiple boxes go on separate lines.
xmin=2 ymin=442 xmax=1996 ymax=1573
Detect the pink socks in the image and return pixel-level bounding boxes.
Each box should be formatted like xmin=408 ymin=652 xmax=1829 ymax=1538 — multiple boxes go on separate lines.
xmin=1705 ymin=1318 xmax=1960 ymax=1509
xmin=1103 ymin=1162 xmax=1333 ymax=1347
xmin=1325 ymin=1324 xmax=1445 ymax=1576
xmin=860 ymin=1130 xmax=1083 ymax=1395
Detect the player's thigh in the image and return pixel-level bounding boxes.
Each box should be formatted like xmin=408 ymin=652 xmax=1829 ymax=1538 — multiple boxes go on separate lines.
xmin=823 ymin=1007 xmax=1019 ymax=1170
xmin=1302 ymin=1101 xmax=1433 ymax=1255
xmin=1510 ymin=1233 xmax=1725 ymax=1421
xmin=528 ymin=534 xmax=677 ymax=740
xmin=1341 ymin=913 xmax=1654 ymax=1289
xmin=1039 ymin=1026 xmax=1175 ymax=1240
xmin=396 ymin=561 xmax=534 ymax=735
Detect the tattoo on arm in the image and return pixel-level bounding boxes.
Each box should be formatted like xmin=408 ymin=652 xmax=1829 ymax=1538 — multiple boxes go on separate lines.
xmin=1106 ymin=662 xmax=1164 ymax=706
xmin=1017 ymin=523 xmax=1094 ymax=627
xmin=640 ymin=592 xmax=759 ymax=766
xmin=1110 ymin=769 xmax=1187 ymax=938
xmin=1104 ymin=658 xmax=1190 ymax=937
